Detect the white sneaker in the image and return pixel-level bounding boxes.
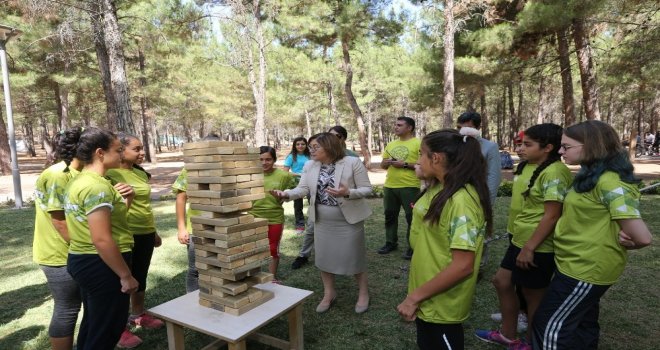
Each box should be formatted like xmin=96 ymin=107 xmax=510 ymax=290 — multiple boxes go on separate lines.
xmin=489 ymin=313 xmax=528 ymax=332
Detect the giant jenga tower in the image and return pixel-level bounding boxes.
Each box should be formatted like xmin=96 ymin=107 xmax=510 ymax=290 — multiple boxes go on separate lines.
xmin=183 ymin=141 xmax=275 ymax=316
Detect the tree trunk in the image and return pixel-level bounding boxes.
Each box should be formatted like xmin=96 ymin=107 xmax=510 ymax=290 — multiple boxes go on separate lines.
xmin=442 ymin=0 xmax=455 ymax=128
xmin=98 ymin=0 xmax=135 ymax=133
xmin=606 ymin=87 xmax=614 ymax=125
xmin=507 ymin=82 xmax=516 ymax=148
xmin=367 ymin=108 xmax=373 ymax=154
xmin=573 ymin=18 xmax=601 ymax=120
xmin=341 ymin=37 xmax=371 ymax=167
xmin=496 ymin=87 xmax=503 ymax=146
xmin=90 ymin=0 xmax=117 ymax=129
xmin=54 ymin=83 xmax=63 ymax=130
xmin=39 ymin=115 xmax=54 ymax=160
xmin=536 ymin=74 xmax=546 ymax=124
xmin=651 ymin=89 xmax=660 ymax=133
xmin=57 ymin=80 xmax=70 ymax=129
xmin=327 ymin=82 xmax=339 ymax=125
xmin=517 ymin=79 xmax=524 ymax=133
xmin=22 ymin=122 xmax=36 ymax=157
xmin=378 ymin=119 xmax=384 ymax=153
xmin=556 ymin=27 xmax=576 ymax=126
xmin=0 ymin=107 xmax=12 ymax=174
xmin=479 ymin=85 xmax=490 ymax=140
xmin=304 ymin=108 xmax=312 ymax=139
xmin=137 ymin=43 xmax=152 ymax=163
xmin=247 ymin=0 xmax=267 ymax=147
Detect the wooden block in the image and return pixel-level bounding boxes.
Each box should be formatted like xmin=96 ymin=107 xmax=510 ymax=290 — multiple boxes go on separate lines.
xmin=209 ymin=179 xmax=264 ymax=191
xmin=190 ymin=203 xmax=248 ymax=214
xmin=236 ymin=174 xmax=251 ymax=182
xmin=183 ymin=147 xmax=237 ymax=156
xmin=183 ymin=141 xmax=247 ymax=150
xmin=186 ymin=183 xmax=207 ymax=191
xmin=223 ymin=289 xmax=274 ymax=316
xmin=194 ymin=264 xmax=251 ymax=281
xmin=188 ymin=176 xmax=238 ymax=184
xmin=196 ymin=255 xmax=247 ymax=269
xmin=251 ymin=173 xmax=264 ymax=181
xmin=195 ymin=249 xmax=215 ymax=258
xmin=217 ymin=246 xmax=269 ymax=262
xmin=239 ymin=215 xmax=255 ymax=224
xmin=246 ymin=272 xmax=274 ymax=284
xmin=184 ymin=154 xmax=259 ymax=163
xmin=244 ymin=251 xmax=270 ymax=265
xmin=247 ymin=147 xmax=260 ymax=154
xmin=251 ymin=187 xmax=265 ymax=194
xmin=213 ymin=218 xmax=267 ymax=234
xmin=191 ymin=236 xmax=215 ymax=245
xmin=234 ymin=160 xmax=261 ymax=168
xmin=255 ymin=237 xmax=269 ymax=247
xmin=185 ymin=161 xmax=236 ymax=170
xmin=220 ymin=281 xmax=249 ymax=295
xmin=213 ymin=233 xmax=268 ymax=249
xmin=199 ymin=273 xmax=211 ymax=282
xmin=220 ymin=257 xmax=270 ymax=275
xmin=190 ymin=214 xmax=250 ymax=227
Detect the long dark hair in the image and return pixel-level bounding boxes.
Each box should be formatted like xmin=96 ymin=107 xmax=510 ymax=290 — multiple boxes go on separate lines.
xmin=289 ymin=136 xmax=310 ymax=162
xmin=59 ymin=127 xmax=116 ymax=172
xmin=419 ymin=129 xmax=493 ymax=235
xmin=520 ymin=123 xmax=563 ymax=197
xmin=564 ymin=120 xmax=638 ymax=193
xmin=118 ymin=132 xmax=151 ymax=180
xmin=56 ymin=126 xmax=84 ymax=172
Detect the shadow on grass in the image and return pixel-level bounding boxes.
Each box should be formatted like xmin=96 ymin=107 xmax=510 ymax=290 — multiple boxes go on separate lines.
xmin=0 ymin=325 xmax=46 ymax=349
xmin=0 ymin=283 xmax=50 ymax=325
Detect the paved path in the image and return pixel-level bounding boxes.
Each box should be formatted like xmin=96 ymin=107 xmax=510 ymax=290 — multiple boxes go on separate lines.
xmin=2 ymin=151 xmax=659 ymax=203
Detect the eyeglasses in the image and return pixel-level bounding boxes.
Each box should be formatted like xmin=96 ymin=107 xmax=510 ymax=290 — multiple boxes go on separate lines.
xmin=560 ymin=144 xmax=583 ymax=151
xmin=308 ymin=145 xmax=322 ymax=152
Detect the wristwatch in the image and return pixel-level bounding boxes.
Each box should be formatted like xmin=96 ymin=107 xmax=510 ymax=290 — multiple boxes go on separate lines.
xmin=403 ymin=162 xmax=409 ymax=169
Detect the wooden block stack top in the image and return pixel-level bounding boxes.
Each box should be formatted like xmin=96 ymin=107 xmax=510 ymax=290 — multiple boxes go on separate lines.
xmin=183 ymin=141 xmax=274 ymax=315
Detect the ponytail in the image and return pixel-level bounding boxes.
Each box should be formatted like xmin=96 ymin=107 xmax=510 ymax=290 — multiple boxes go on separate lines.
xmin=58 ymin=127 xmax=84 ymax=172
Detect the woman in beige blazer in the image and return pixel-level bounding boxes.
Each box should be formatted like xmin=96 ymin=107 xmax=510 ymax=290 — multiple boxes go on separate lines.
xmin=273 ymin=132 xmax=373 ymax=314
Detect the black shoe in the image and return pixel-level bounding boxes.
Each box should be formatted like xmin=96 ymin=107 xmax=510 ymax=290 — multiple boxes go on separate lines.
xmin=402 ymin=248 xmax=413 ymax=260
xmin=378 ymin=243 xmax=397 ymax=254
xmin=291 ymin=256 xmax=309 ymax=269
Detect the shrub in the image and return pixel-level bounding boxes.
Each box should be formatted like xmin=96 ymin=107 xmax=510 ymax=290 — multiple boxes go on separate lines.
xmin=498 ymin=180 xmax=513 ymax=197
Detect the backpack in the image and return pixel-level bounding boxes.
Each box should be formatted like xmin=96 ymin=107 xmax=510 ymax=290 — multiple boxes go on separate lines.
xmin=500 ymin=151 xmax=514 ymax=169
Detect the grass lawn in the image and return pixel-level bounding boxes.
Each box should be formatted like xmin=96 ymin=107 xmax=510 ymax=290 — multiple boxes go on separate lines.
xmin=1 ymin=197 xmax=658 ymax=349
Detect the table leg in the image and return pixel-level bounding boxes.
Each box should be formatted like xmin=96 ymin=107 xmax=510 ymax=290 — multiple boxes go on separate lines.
xmin=228 ymin=340 xmax=247 ymax=350
xmin=288 ymin=304 xmax=304 ymax=350
xmin=166 ymin=321 xmax=185 ymax=350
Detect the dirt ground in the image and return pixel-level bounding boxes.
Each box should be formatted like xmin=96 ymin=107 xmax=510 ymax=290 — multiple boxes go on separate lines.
xmin=1 ymin=150 xmax=659 ymax=203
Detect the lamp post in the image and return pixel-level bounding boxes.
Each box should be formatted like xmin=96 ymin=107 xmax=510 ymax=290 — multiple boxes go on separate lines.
xmin=0 ymin=24 xmax=23 ymax=208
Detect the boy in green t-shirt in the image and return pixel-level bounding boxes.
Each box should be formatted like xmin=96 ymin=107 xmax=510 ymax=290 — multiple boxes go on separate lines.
xmin=378 ymin=117 xmax=421 ymax=259
xmin=248 ymin=146 xmax=295 ymax=281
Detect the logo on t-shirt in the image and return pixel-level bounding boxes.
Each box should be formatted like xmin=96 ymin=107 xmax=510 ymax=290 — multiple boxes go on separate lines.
xmin=390 ymin=146 xmax=410 ymax=161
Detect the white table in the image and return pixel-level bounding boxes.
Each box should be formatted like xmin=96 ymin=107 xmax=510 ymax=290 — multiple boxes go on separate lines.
xmin=148 ymin=283 xmax=314 ymax=350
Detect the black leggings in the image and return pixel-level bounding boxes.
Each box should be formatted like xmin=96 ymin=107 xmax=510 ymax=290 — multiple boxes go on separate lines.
xmin=68 ymin=253 xmax=132 ymax=350
xmin=132 ymin=233 xmax=156 ymax=292
xmin=416 ymin=319 xmax=464 ymax=350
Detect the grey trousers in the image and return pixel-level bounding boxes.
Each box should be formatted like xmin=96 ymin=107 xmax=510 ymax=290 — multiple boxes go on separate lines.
xmin=298 ymin=218 xmax=315 ymax=258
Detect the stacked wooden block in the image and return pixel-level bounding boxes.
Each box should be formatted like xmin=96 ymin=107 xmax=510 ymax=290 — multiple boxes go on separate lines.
xmin=183 ymin=141 xmax=275 ymax=316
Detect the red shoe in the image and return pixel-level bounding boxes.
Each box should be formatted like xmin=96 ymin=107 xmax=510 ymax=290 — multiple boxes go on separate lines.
xmin=130 ymin=313 xmax=164 ymax=329
xmin=117 ymin=328 xmax=142 ymax=349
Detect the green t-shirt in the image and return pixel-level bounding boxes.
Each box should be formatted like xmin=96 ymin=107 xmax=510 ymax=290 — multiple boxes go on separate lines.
xmin=32 ymin=162 xmax=79 ymax=265
xmin=511 ymin=162 xmax=572 ymax=252
xmin=554 ymin=171 xmax=641 ymax=285
xmin=408 ymin=183 xmax=486 ymax=324
xmin=345 ymin=148 xmax=359 ymax=157
xmin=171 ymin=168 xmax=200 ymax=233
xmin=248 ymin=169 xmax=295 ymax=224
xmin=506 ymin=163 xmax=537 ymax=234
xmin=106 ymin=167 xmax=156 ymax=235
xmin=383 ymin=138 xmax=421 ymax=188
xmin=64 ymin=170 xmax=133 ymax=254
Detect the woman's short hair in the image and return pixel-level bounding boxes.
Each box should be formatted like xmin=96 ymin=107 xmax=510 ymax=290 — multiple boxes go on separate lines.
xmin=310 ymin=132 xmax=345 ymax=163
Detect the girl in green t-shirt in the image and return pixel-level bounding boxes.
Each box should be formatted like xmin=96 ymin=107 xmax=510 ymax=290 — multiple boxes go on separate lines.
xmin=532 ymin=120 xmax=652 ymax=349
xmin=32 ymin=129 xmax=84 ymax=350
xmin=63 ymin=127 xmax=139 ymax=350
xmin=106 ymin=133 xmax=164 ymax=347
xmin=476 ymin=123 xmax=572 ymax=348
xmin=249 ymin=146 xmax=295 ymax=281
xmin=397 ymin=129 xmax=492 ymax=350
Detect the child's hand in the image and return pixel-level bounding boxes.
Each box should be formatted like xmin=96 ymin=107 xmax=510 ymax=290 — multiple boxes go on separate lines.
xmin=618 ymin=230 xmax=635 ymax=249
xmin=397 ymin=296 xmax=418 ymax=321
xmin=114 ymin=183 xmax=135 ymax=199
xmin=516 ymin=247 xmax=537 ymax=270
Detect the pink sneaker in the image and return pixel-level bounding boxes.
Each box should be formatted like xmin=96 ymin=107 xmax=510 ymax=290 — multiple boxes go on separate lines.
xmin=117 ymin=328 xmax=142 ymax=349
xmin=508 ymin=339 xmax=532 ymax=350
xmin=475 ymin=329 xmax=515 ymax=346
xmin=130 ymin=313 xmax=164 ymax=329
